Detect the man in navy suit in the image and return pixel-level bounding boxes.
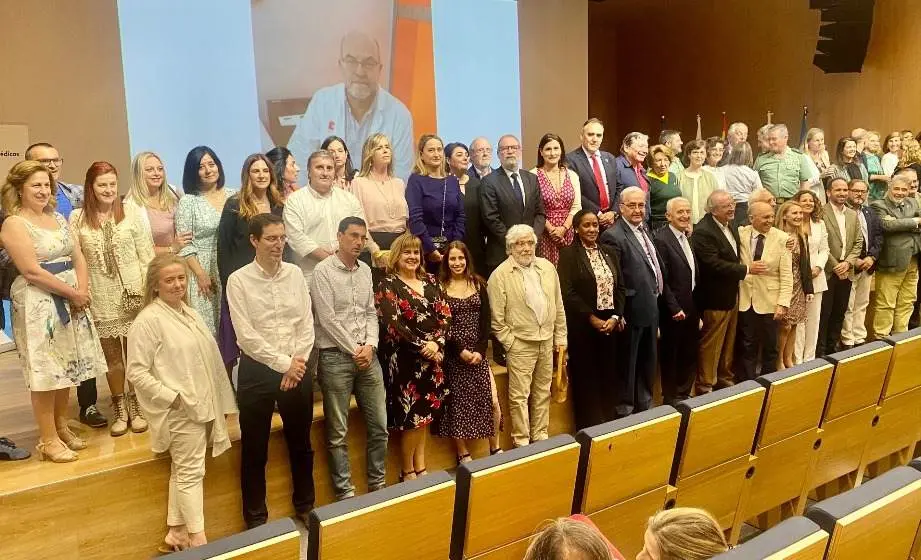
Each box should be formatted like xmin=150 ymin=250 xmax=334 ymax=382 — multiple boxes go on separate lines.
xmin=654 ymin=197 xmax=699 ymax=405
xmin=567 ymin=118 xmax=619 ymax=229
xmin=468 ymin=136 xmax=495 ymax=180
xmin=614 ymin=132 xmax=650 ymax=201
xmin=600 ymin=186 xmax=662 ymax=417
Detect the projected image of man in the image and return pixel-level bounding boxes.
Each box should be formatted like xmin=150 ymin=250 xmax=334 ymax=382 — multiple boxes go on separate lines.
xmin=288 ymin=30 xmax=414 ymax=182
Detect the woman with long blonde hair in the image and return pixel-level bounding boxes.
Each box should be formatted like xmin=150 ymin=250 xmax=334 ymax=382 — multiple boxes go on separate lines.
xmin=774 ymin=200 xmax=814 ymax=369
xmin=802 ymin=127 xmax=830 ymax=204
xmin=637 ymin=508 xmax=729 ymax=560
xmin=124 ymin=151 xmax=190 ymax=255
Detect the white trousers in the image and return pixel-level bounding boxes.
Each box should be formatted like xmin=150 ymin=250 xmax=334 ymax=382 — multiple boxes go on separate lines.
xmin=842 ymin=272 xmax=873 ymax=346
xmin=166 ymin=410 xmax=209 ymax=534
xmin=795 ymin=291 xmax=824 ymax=363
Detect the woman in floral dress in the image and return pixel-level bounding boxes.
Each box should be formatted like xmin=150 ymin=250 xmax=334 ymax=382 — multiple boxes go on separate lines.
xmin=775 ymin=200 xmax=814 ymax=370
xmin=531 ymin=133 xmax=581 ymax=265
xmin=375 ymin=233 xmax=451 ymax=481
xmin=175 ymin=146 xmax=235 ymax=336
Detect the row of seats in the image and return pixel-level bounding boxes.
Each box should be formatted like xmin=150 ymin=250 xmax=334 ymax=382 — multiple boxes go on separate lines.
xmin=167 ymin=328 xmax=921 ymax=560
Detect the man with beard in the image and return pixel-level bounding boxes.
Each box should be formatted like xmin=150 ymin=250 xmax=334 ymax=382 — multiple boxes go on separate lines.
xmin=288 ymin=31 xmax=413 ymax=181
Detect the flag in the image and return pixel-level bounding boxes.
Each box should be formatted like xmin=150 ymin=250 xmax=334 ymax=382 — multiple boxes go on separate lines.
xmin=798 ymin=106 xmax=809 ymax=147
xmin=721 ymin=112 xmax=728 ymax=140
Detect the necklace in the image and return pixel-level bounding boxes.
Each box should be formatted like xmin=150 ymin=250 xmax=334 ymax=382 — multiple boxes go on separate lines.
xmin=372 ymin=177 xmax=401 ymax=219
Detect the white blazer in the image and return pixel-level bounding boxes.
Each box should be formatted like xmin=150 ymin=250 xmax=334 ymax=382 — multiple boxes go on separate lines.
xmin=807 ymin=219 xmax=829 ymax=293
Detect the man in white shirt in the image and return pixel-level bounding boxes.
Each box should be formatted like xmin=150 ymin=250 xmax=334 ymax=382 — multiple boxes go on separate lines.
xmin=226 ymin=214 xmax=315 ymax=527
xmin=310 ymin=217 xmax=387 ymax=501
xmin=283 ymin=150 xmax=366 ymax=284
xmin=287 ymin=31 xmax=414 ymax=181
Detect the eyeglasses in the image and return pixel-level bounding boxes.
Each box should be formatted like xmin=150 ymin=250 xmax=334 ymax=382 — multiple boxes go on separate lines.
xmin=471 ymin=148 xmax=491 ymax=155
xmin=622 ymin=202 xmax=647 ymax=210
xmin=37 ymin=158 xmax=63 ymax=166
xmin=340 ymin=56 xmax=381 ymax=72
xmin=499 ymin=145 xmax=520 ymax=152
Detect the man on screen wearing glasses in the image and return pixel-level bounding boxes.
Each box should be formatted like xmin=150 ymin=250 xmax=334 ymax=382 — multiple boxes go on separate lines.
xmin=288 ymin=30 xmax=414 ymax=182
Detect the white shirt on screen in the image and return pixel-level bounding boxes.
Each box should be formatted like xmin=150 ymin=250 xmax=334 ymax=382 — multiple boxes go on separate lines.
xmin=287 ymin=83 xmax=414 ymax=182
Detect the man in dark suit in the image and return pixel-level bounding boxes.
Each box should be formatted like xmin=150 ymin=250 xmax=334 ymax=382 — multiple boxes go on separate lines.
xmin=468 ymin=136 xmax=495 ymax=180
xmin=690 ymin=190 xmax=749 ymax=394
xmin=480 ymin=134 xmax=546 ymax=275
xmin=600 ymin=186 xmax=662 ymax=417
xmin=567 ymin=118 xmax=618 ymax=229
xmin=614 ymin=132 xmax=650 ymax=201
xmin=841 ymin=178 xmax=882 ymax=348
xmin=654 ymin=197 xmax=699 ymax=405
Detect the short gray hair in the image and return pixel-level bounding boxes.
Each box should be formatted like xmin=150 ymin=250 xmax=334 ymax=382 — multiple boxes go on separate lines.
xmin=470 ymin=136 xmax=490 ymax=150
xmin=889 ymin=174 xmax=912 ymax=189
xmin=666 ymin=196 xmax=691 ymax=213
xmin=619 ymin=186 xmax=645 ymax=203
xmin=757 ymin=124 xmax=774 ymax=140
xmin=505 ymin=224 xmax=537 ymax=253
xmin=728 ymin=122 xmax=748 ymax=135
xmin=771 ymin=124 xmax=789 ymax=137
xmin=622 ymin=132 xmax=649 ymax=151
xmin=706 ymin=189 xmax=732 ymax=211
xmin=749 ymin=188 xmax=774 ymax=204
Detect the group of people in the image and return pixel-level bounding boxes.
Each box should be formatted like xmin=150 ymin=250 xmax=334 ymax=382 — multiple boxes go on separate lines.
xmin=1 ymin=115 xmax=920 ymax=551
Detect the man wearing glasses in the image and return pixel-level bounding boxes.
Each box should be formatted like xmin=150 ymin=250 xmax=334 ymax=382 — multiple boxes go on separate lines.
xmin=288 ymin=30 xmax=414 ymax=182
xmin=468 ymin=137 xmax=495 ymax=180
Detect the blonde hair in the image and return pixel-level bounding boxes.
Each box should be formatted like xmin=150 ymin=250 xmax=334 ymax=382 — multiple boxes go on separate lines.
xmin=523 ymin=518 xmax=614 ymax=560
xmin=412 ymin=134 xmax=447 ymax=177
xmin=866 ymin=130 xmax=882 ymax=155
xmin=646 ymin=508 xmax=729 ymax=560
xmin=127 ymin=152 xmax=178 ymax=212
xmin=358 ymin=133 xmax=395 ymax=178
xmin=143 ymin=253 xmax=190 ymax=307
xmin=1 ymin=161 xmax=57 ymax=215
xmin=899 ymin=139 xmax=921 ymax=167
xmin=237 ymin=153 xmax=283 ymax=221
xmin=649 ymin=144 xmax=675 ymax=165
xmin=386 ymin=232 xmax=426 ymax=279
xmin=774 ymin=200 xmax=803 ymax=230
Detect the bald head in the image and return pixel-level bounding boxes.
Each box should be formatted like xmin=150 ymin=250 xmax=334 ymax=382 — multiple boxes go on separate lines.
xmin=340 ymin=31 xmax=380 ymax=60
xmin=339 ymin=31 xmax=383 ymax=100
xmin=749 ymin=201 xmax=775 ymax=233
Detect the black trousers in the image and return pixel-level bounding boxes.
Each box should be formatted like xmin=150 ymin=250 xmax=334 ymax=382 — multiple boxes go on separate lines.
xmin=616 ymin=320 xmax=657 ymax=417
xmin=740 ymin=309 xmax=779 ymax=381
xmin=77 ymin=377 xmax=97 ymax=411
xmin=659 ymin=311 xmax=699 ymax=405
xmin=237 ymin=355 xmax=315 ymax=528
xmin=568 ymin=309 xmax=619 ymax=430
xmin=817 ymin=273 xmax=852 ymax=356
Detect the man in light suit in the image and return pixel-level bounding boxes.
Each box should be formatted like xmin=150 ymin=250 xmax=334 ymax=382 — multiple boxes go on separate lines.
xmin=816 ymin=177 xmax=863 ymax=356
xmin=738 ymin=201 xmax=793 ymax=380
xmin=870 ymin=173 xmax=921 ymax=339
xmin=654 ymin=197 xmax=698 ymax=405
xmin=567 ymin=118 xmax=618 ymax=229
xmin=600 ymin=187 xmax=662 ymax=417
xmin=480 ymin=134 xmax=546 ymax=275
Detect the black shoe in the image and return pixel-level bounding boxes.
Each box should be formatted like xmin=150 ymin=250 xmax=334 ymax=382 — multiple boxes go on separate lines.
xmin=79 ymin=405 xmax=108 ymax=428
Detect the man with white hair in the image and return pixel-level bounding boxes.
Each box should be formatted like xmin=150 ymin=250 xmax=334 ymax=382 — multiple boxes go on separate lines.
xmin=487 ymin=224 xmax=566 ymax=447
xmin=468 ymin=137 xmax=495 ymax=180
xmin=754 ymin=124 xmax=812 ymax=204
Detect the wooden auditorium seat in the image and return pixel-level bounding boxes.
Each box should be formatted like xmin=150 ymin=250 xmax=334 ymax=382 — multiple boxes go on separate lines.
xmin=450 ymin=434 xmax=581 ymax=560
xmin=572 ymin=406 xmax=682 ymax=558
xmin=671 ymin=380 xmax=766 ymax=543
xmin=862 ymin=328 xmax=921 ymax=477
xmin=743 ymin=359 xmax=834 ymax=526
xmin=163 ymin=518 xmax=300 ymax=560
xmin=809 ymin=341 xmax=892 ymax=495
xmin=307 ymin=471 xmax=455 ymax=560
xmin=805 ymin=465 xmax=921 ymax=559
xmin=710 ymin=516 xmax=829 ymax=559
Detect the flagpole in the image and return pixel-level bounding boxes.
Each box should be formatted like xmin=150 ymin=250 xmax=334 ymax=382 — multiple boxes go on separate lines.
xmin=696 ymin=114 xmax=702 ymax=141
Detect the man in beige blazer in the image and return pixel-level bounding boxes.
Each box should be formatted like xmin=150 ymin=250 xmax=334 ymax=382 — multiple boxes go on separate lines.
xmin=817 ymin=177 xmax=863 ymax=355
xmin=738 ymin=201 xmax=793 ymax=380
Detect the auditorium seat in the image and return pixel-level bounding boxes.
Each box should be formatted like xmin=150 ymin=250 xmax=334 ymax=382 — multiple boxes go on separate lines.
xmin=572 ymin=406 xmax=682 ymax=558
xmin=863 ymin=329 xmax=921 ymax=477
xmin=710 ymin=516 xmax=828 ymax=559
xmin=308 ymin=471 xmax=455 ymax=560
xmin=450 ymin=434 xmax=581 ymax=560
xmin=809 ymin=342 xmax=892 ymax=496
xmin=744 ymin=360 xmax=833 ymax=526
xmin=163 ymin=518 xmax=300 ymax=559
xmin=805 ymin=465 xmax=921 ymax=559
xmin=671 ymin=380 xmax=766 ymax=543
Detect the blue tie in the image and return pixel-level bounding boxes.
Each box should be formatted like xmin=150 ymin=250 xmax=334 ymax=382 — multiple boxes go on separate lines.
xmin=511 ymin=172 xmax=523 ymax=205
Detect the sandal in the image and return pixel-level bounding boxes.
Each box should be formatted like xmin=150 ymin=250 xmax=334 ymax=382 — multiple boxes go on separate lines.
xmin=456 ymin=453 xmax=472 ymax=465
xmin=490 ymin=447 xmax=504 ymax=455
xmin=415 ymin=468 xmax=428 ymax=477
xmin=399 ymin=470 xmax=416 ymax=482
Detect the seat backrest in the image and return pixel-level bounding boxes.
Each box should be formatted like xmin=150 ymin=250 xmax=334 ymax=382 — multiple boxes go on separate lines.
xmin=672 ymin=381 xmax=765 ymax=482
xmin=911 ymin=458 xmax=921 ymax=472
xmin=573 ymin=405 xmax=681 ymax=514
xmin=308 ymin=471 xmax=455 ymax=560
xmin=754 ymin=359 xmax=834 ymax=449
xmin=711 ymin=516 xmax=828 ymax=559
xmin=881 ymin=328 xmax=921 ymax=399
xmin=165 ymin=518 xmax=299 ymax=560
xmin=451 ymin=434 xmax=581 ymax=560
xmin=822 ymin=342 xmax=892 ymax=421
xmin=805 ymin=466 xmax=921 ymax=559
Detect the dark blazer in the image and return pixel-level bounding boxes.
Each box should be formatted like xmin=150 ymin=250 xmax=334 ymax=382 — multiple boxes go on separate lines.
xmin=690 ymin=212 xmax=748 ymax=311
xmin=216 ymin=195 xmax=287 ymax=289
xmin=599 ymin=219 xmax=659 ymax=327
xmin=558 ymin=242 xmax=626 ymax=323
xmin=445 ymin=282 xmax=491 ymax=357
xmin=794 ymin=233 xmax=815 ymax=296
xmin=654 ymin=226 xmax=699 ymax=318
xmin=613 ymin=154 xmax=648 ymax=205
xmin=479 ymin=168 xmax=546 ymax=271
xmin=468 ymin=165 xmax=495 ymax=181
xmin=566 ymin=148 xmax=618 ymax=214
xmin=855 ymin=204 xmax=883 ymax=273
xmin=462 ymin=176 xmax=488 ymax=276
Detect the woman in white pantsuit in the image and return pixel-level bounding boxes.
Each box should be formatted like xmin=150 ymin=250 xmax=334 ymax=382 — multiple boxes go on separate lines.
xmin=126 ymin=254 xmax=237 ymax=553
xmin=792 ymin=190 xmax=829 ymax=362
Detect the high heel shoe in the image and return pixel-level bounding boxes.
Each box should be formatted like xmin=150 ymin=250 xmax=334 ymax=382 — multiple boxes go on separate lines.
xmin=56 ymin=419 xmax=87 ymax=451
xmin=35 ymin=439 xmax=78 ymax=463
xmin=399 ymin=470 xmax=416 ymax=482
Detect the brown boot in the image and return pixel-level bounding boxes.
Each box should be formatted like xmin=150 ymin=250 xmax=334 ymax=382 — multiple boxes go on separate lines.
xmin=110 ymin=394 xmax=129 ymax=437
xmin=127 ymin=392 xmax=148 ymax=433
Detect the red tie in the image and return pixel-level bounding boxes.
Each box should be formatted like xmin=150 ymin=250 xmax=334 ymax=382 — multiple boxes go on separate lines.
xmin=591 ymin=153 xmax=610 ymax=210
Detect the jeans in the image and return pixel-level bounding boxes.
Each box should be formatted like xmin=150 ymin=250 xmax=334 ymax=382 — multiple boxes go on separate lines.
xmin=318 ymin=349 xmax=388 ymax=500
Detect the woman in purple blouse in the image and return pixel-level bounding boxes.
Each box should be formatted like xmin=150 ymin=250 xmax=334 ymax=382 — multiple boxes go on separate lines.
xmin=406 ymin=134 xmax=466 ymax=273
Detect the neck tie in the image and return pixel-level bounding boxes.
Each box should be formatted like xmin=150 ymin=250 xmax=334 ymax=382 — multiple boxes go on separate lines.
xmin=753 ymin=233 xmax=765 ymax=261
xmin=639 ymin=225 xmax=664 ymax=294
xmin=679 ymin=233 xmax=695 ymax=290
xmin=591 ymin=154 xmax=610 ymax=210
xmin=511 ymin=172 xmax=524 ymax=206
